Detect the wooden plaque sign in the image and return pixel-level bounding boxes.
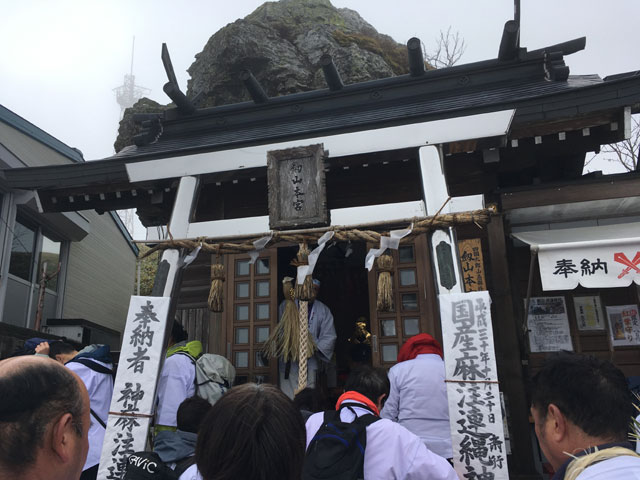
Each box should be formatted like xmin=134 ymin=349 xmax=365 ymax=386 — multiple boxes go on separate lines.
xmin=457 ymin=238 xmax=487 ymax=292
xmin=267 ymin=144 xmax=329 ymax=230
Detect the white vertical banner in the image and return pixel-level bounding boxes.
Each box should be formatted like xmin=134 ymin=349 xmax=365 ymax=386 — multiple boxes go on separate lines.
xmin=439 ymin=291 xmax=509 ymax=479
xmin=97 ymin=296 xmax=171 ymax=480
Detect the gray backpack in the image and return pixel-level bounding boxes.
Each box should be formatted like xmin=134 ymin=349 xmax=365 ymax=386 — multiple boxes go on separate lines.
xmin=193 ymin=353 xmax=236 ymax=405
xmin=175 ymin=352 xmax=235 ymax=405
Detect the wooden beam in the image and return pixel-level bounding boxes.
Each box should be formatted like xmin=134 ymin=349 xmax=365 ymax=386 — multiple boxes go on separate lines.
xmin=510 ymin=112 xmax=616 ymax=139
xmin=486 ymin=214 xmax=538 ymax=476
xmin=501 ymin=175 xmax=640 ymax=210
xmin=125 ymin=110 xmax=515 ymax=183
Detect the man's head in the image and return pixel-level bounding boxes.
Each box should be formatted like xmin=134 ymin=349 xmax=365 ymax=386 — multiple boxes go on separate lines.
xmin=0 ymin=355 xmax=90 ymax=480
xmin=530 ymin=352 xmax=633 ymax=469
xmin=293 ymin=387 xmax=326 ymax=414
xmin=48 ymin=342 xmax=79 ymax=364
xmin=169 ymin=320 xmax=188 ymax=347
xmin=177 ymin=396 xmax=212 ymax=434
xmin=345 ymin=365 xmax=390 ymax=410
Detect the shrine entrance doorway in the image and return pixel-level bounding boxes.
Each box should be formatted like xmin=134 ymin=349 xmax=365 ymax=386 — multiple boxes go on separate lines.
xmin=277 ymin=242 xmax=371 ymax=400
xmin=221 ymin=237 xmax=440 ymax=399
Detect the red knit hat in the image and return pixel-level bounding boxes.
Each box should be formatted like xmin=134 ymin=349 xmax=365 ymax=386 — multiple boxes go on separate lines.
xmin=397 ymin=333 xmax=443 ymax=362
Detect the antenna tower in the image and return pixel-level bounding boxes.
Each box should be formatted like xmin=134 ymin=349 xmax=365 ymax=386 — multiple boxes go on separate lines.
xmin=113 ymin=37 xmax=151 ymax=118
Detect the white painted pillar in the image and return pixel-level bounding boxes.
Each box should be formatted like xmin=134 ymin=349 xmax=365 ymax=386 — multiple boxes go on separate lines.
xmin=97 ymin=176 xmax=199 ymax=480
xmin=160 ymin=176 xmax=199 ymax=297
xmin=419 ymin=145 xmax=449 ymax=217
xmin=430 ymin=229 xmax=464 ymax=294
xmin=418 ymin=146 xmax=464 ymax=294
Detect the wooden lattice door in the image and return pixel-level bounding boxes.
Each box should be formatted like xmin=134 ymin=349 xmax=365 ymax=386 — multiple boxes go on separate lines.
xmin=224 ymin=249 xmax=278 ymax=385
xmin=367 ymin=234 xmax=441 ymax=368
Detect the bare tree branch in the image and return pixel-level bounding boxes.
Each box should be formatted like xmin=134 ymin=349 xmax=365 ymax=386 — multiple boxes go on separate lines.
xmin=423 ymin=26 xmax=467 ymax=69
xmin=587 ymin=114 xmax=639 ymax=172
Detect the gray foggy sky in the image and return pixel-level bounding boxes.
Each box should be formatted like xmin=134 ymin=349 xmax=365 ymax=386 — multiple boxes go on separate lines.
xmin=1 ymin=0 xmax=638 ymax=176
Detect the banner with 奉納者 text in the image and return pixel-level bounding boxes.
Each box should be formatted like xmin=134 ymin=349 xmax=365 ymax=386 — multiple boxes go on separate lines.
xmin=97 ymin=296 xmax=171 ymax=480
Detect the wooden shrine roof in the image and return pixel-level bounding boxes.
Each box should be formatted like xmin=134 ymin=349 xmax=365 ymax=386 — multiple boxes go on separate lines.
xmin=3 ymin=37 xmax=640 ymax=226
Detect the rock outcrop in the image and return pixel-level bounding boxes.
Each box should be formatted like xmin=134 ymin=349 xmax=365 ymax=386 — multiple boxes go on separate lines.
xmin=114 ymin=0 xmax=414 ymax=152
xmin=113 ymin=98 xmax=169 ymax=154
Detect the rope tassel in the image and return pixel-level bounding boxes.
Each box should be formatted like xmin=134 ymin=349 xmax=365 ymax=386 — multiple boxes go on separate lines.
xmin=207 ymin=263 xmax=225 ymax=312
xmin=294 ymin=243 xmax=315 ymax=301
xmin=376 ymin=254 xmax=394 ymax=312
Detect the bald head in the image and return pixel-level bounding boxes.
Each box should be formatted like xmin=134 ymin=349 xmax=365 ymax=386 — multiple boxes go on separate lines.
xmin=0 ymin=353 xmax=58 ymax=373
xmin=0 ymin=355 xmax=89 ymax=479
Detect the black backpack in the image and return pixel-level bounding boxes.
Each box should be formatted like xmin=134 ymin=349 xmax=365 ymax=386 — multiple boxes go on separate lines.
xmin=124 ymin=451 xmax=179 ymax=480
xmin=67 ymin=357 xmax=116 ymax=378
xmin=302 ymin=403 xmax=380 ymax=480
xmin=124 ymin=452 xmax=196 ymax=480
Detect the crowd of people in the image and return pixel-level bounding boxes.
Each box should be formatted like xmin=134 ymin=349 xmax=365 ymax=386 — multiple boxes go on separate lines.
xmin=1 ymin=327 xmax=639 ymax=479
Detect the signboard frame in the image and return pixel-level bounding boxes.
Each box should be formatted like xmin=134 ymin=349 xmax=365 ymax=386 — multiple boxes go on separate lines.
xmin=267 ymin=144 xmax=329 ymax=230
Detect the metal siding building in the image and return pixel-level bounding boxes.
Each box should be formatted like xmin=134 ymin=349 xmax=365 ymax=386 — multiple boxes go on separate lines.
xmin=62 ymin=210 xmax=136 ymax=333
xmin=0 ymin=105 xmax=136 ymax=350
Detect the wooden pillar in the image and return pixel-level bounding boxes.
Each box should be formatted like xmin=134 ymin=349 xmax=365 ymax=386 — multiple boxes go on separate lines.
xmin=487 ymin=214 xmax=538 ymax=478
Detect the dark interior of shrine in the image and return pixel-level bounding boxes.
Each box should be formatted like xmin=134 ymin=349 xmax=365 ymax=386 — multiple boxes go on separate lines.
xmin=277 ymin=241 xmax=371 ymax=393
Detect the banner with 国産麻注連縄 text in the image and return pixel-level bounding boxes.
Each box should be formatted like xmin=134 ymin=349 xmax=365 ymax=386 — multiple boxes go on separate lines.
xmin=439 ymin=291 xmax=509 ymax=480
xmin=97 ymin=296 xmax=171 ymax=480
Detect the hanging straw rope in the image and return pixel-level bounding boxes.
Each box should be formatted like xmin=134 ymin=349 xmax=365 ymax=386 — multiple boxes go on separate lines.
xmin=296 ymin=300 xmax=309 ymax=394
xmin=207 ymin=263 xmax=225 ymax=312
xmin=262 ymin=278 xmax=316 ymax=362
xmin=376 ymin=254 xmax=394 ymax=312
xmin=293 ymin=242 xmax=314 ymax=393
xmin=564 ymin=447 xmax=640 ymax=480
xmin=135 ymin=208 xmax=495 ymax=259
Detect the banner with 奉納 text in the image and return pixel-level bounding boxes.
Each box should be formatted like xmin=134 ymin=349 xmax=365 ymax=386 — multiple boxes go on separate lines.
xmin=439 ymin=291 xmax=509 ymax=480
xmin=97 ymin=296 xmax=171 ymax=480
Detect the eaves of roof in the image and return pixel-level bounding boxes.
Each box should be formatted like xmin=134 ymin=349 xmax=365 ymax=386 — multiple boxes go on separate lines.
xmin=0 ymin=104 xmax=85 ymax=163
xmin=114 ymin=71 xmax=639 ymax=161
xmin=4 ymin=68 xmax=640 ymax=193
xmin=498 ymin=169 xmax=640 ymax=195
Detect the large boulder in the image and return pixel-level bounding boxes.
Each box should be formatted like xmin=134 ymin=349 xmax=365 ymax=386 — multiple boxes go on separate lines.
xmin=113 ymin=98 xmax=169 ymax=154
xmin=114 ymin=0 xmax=413 ymax=151
xmin=187 ymin=0 xmax=410 ymax=107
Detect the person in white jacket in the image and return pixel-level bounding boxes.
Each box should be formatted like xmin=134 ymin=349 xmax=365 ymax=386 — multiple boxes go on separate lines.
xmin=278 ymin=279 xmax=336 ymax=399
xmin=381 ymin=333 xmax=452 ymax=459
xmin=305 ymin=366 xmax=458 ymax=480
xmin=155 ymin=321 xmax=202 ymax=437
